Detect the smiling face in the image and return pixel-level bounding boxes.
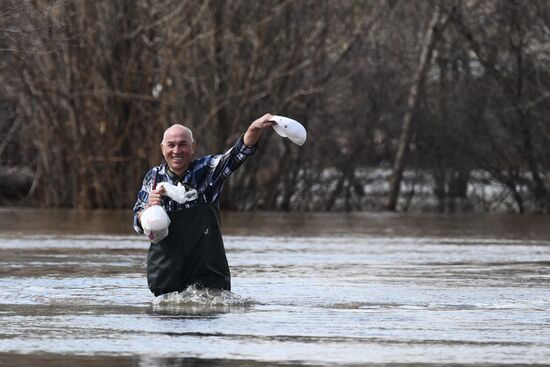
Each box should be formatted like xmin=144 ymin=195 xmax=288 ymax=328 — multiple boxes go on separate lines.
xmin=160 ymin=124 xmax=196 ymax=177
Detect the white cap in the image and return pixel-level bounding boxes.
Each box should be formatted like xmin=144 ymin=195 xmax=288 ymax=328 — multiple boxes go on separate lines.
xmin=270 ymin=115 xmax=307 ymax=146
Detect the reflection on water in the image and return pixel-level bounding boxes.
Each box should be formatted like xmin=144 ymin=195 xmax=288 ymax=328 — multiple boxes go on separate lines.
xmin=2 ymin=208 xmax=550 ymax=239
xmin=0 ymin=209 xmax=549 ymax=366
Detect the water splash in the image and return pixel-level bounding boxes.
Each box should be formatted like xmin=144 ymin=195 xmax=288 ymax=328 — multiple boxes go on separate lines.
xmin=151 ymin=284 xmax=254 ymax=310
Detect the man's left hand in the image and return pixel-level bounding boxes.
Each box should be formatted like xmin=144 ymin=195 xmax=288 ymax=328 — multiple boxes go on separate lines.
xmin=244 ymin=113 xmax=275 ymax=145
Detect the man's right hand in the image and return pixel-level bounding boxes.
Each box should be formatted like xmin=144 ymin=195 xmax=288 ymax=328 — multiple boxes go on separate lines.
xmin=148 ymin=186 xmax=165 ymax=207
xmin=138 ymin=186 xmax=166 ymax=223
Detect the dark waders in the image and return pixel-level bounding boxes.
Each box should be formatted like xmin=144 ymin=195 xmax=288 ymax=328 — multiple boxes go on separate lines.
xmin=146 ymin=199 xmax=231 ymax=296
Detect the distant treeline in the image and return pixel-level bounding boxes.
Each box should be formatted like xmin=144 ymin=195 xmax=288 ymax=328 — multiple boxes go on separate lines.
xmin=1 ymin=0 xmax=549 ymax=213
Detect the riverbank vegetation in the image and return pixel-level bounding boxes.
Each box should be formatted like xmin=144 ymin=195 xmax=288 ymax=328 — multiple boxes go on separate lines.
xmin=1 ymin=0 xmax=550 ymax=213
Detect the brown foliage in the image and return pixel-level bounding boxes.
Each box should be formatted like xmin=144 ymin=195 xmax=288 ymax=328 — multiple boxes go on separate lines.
xmin=1 ymin=0 xmax=550 ymax=213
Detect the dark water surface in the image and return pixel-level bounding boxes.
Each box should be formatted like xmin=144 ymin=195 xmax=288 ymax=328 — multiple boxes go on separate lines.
xmin=0 ymin=209 xmax=549 ymax=366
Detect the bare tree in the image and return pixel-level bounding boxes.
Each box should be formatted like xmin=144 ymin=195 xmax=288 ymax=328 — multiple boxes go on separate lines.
xmin=386 ymin=1 xmax=446 ymax=211
xmin=2 ymin=0 xmax=550 ymax=213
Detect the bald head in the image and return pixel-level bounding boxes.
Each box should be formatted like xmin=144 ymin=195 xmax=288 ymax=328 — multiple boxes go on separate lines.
xmin=160 ymin=124 xmax=196 ymax=176
xmin=162 ymin=124 xmax=194 ymax=144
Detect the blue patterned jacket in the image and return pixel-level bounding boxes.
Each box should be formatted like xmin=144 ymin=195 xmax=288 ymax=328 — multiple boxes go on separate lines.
xmin=133 ymin=135 xmax=256 ymax=234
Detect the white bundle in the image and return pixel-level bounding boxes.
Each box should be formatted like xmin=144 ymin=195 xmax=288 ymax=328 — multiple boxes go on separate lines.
xmin=141 ymin=205 xmax=170 ymax=243
xmin=157 ymin=182 xmax=198 ymax=204
xmin=139 ymin=182 xmax=199 ymax=243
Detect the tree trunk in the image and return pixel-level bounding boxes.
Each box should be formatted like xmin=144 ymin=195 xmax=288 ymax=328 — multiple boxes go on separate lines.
xmin=386 ymin=4 xmax=443 ymax=211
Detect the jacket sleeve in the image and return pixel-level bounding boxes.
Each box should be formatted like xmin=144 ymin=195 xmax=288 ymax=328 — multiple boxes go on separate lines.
xmin=132 ymin=168 xmax=157 ymax=234
xmin=204 ymin=135 xmax=257 ymax=200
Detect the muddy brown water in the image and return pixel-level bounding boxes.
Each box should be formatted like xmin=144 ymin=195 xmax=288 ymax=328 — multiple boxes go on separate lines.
xmin=0 ymin=209 xmax=549 ymax=366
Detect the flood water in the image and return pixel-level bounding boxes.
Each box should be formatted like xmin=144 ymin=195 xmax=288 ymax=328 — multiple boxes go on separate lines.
xmin=0 ymin=208 xmax=549 ymax=366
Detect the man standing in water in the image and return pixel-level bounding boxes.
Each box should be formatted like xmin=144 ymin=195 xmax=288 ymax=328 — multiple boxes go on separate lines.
xmin=133 ymin=114 xmax=274 ymax=296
